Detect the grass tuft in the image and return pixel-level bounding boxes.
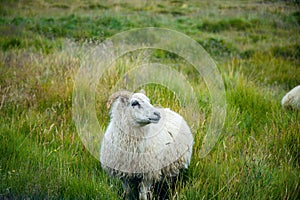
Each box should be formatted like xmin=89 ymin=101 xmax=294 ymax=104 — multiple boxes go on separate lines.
xmin=199 ymin=18 xmax=255 ymax=33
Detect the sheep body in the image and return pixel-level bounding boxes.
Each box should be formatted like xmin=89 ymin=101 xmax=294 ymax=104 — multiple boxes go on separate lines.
xmin=100 ymin=91 xmax=193 ymax=199
xmin=281 ymin=85 xmax=300 ymax=110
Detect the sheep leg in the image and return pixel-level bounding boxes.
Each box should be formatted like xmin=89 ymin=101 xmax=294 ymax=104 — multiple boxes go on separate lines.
xmin=139 ymin=180 xmax=153 ymax=200
xmin=121 ymin=180 xmax=137 ymax=200
xmin=121 ymin=177 xmax=142 ymax=200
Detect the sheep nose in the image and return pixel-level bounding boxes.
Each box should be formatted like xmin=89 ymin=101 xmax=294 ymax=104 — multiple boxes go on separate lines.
xmin=154 ymin=111 xmax=161 ymax=119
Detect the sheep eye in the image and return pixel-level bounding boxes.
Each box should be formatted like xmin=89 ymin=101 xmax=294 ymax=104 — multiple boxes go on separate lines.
xmin=131 ymin=100 xmax=140 ymax=107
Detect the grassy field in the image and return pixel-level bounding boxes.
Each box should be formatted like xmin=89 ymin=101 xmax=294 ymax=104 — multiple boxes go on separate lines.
xmin=0 ymin=0 xmax=299 ymax=199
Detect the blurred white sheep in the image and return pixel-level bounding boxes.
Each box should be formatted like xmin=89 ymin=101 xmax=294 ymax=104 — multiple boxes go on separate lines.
xmin=281 ymin=85 xmax=300 ymax=110
xmin=100 ymin=90 xmax=194 ymax=200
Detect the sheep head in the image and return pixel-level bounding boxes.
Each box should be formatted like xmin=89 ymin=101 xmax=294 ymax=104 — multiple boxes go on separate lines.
xmin=107 ymin=90 xmax=161 ymax=126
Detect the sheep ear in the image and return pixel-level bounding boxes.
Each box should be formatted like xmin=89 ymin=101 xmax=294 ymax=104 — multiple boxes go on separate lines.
xmin=107 ymin=96 xmax=129 ymax=109
xmin=119 ymin=96 xmax=129 ymax=107
xmin=139 ymin=89 xmax=146 ymax=95
xmin=107 ymin=90 xmax=132 ymax=108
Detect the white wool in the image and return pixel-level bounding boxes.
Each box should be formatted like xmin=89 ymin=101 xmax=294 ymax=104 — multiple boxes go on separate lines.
xmin=281 ymin=85 xmax=300 ymax=110
xmin=100 ymin=108 xmax=193 ymax=174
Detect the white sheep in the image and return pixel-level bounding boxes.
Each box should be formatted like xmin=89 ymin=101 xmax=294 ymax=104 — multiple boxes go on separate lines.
xmin=100 ymin=90 xmax=194 ymax=200
xmin=281 ymin=85 xmax=300 ymax=110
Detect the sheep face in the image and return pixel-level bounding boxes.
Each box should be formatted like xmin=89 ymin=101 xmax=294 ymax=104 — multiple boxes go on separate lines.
xmin=129 ymin=93 xmax=161 ymax=126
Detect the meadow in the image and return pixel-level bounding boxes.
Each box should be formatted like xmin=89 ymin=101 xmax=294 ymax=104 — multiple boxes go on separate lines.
xmin=0 ymin=0 xmax=299 ymax=199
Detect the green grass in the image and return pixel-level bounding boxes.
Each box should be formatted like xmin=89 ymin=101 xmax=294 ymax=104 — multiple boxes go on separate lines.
xmin=1 ymin=0 xmax=299 ymax=199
